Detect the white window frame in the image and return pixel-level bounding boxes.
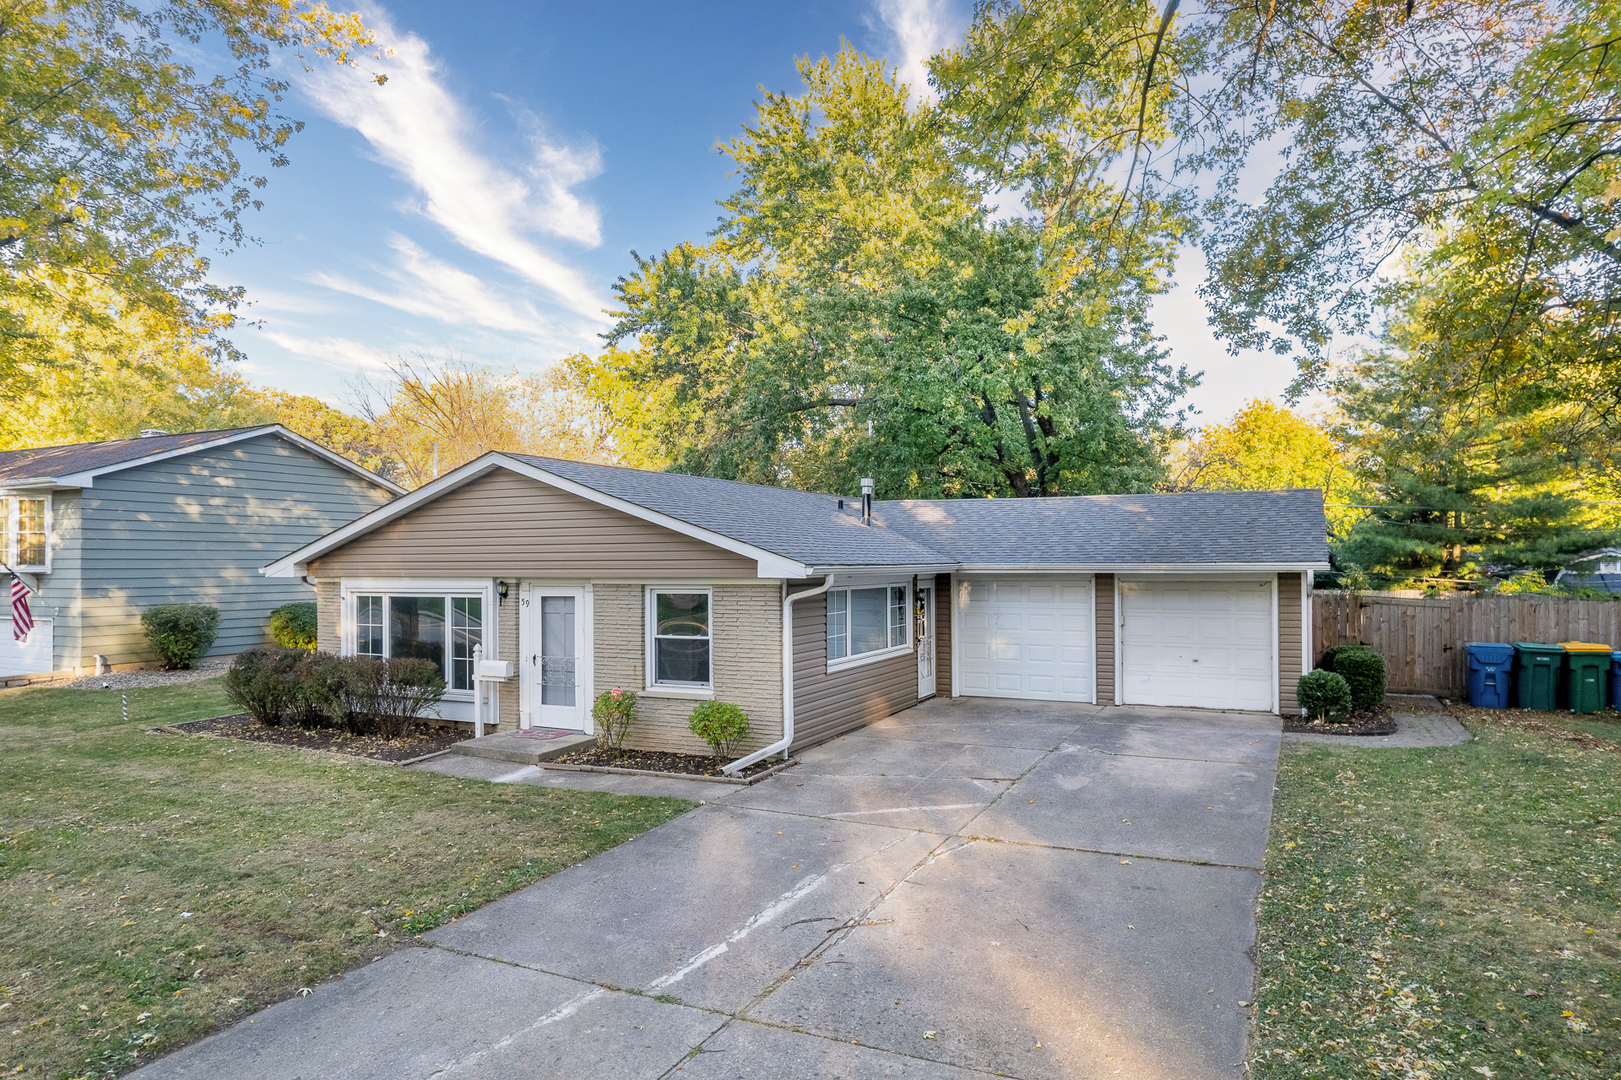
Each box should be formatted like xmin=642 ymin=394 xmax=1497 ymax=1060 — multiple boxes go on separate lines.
xmin=340 ymin=578 xmax=496 ymax=699
xmin=0 ymin=493 xmax=52 ymax=573
xmin=644 ymin=586 xmax=714 ymax=699
xmin=826 ymin=581 xmax=912 ymax=673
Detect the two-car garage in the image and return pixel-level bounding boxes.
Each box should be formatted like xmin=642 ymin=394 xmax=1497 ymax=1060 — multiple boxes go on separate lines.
xmin=952 ymin=574 xmax=1293 ymax=713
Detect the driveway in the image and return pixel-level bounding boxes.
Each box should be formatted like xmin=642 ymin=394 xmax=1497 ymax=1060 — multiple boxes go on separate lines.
xmin=132 ymin=699 xmax=1281 ymax=1080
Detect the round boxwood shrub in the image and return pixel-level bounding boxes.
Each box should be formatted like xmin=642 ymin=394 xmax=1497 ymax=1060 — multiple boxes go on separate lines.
xmin=1296 ymin=669 xmax=1353 ymax=723
xmin=687 ymin=700 xmax=751 ymax=758
xmin=139 ymin=604 xmax=220 ymax=669
xmin=1331 ymin=646 xmax=1387 ymax=711
xmin=268 ymin=601 xmax=318 ymax=651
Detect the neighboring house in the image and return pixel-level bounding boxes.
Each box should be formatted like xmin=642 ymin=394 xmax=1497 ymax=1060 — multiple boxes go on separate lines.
xmin=0 ymin=426 xmax=401 ymax=678
xmin=1554 ymin=548 xmax=1621 ymax=594
xmin=264 ymin=453 xmax=1329 ymax=762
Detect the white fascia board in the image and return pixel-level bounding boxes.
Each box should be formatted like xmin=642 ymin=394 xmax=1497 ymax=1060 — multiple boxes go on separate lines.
xmin=261 ymin=457 xmax=507 ymax=577
xmin=493 ymin=456 xmax=810 ymax=579
xmin=956 ymin=562 xmax=1330 ymax=574
xmin=263 ymin=453 xmax=814 ymax=580
xmin=46 ymin=426 xmax=404 ymax=495
xmin=805 ymin=563 xmax=957 ymax=580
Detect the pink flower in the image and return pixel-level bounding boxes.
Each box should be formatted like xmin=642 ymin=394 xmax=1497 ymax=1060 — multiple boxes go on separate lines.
xmin=610 ymin=688 xmax=623 ymax=701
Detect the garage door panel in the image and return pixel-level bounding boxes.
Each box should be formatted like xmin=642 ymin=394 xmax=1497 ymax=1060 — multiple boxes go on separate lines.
xmin=1119 ymin=579 xmax=1275 ymax=711
xmin=957 ymin=575 xmax=1095 ymax=703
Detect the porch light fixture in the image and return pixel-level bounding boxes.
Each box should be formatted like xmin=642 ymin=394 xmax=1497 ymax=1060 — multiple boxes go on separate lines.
xmin=498 ymin=580 xmax=509 ymax=602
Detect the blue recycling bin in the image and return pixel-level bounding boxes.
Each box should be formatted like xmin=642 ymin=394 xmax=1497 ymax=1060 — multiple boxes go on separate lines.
xmin=1612 ymin=652 xmax=1621 ymax=713
xmin=1466 ymin=642 xmax=1516 ymax=709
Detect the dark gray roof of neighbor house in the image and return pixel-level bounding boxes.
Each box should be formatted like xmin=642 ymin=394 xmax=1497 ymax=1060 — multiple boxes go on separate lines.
xmin=877 ymin=489 xmax=1331 ymax=566
xmin=0 ymin=427 xmax=271 ymax=484
xmin=514 ymin=455 xmax=1330 ymax=569
xmin=509 ymin=455 xmax=953 ymax=567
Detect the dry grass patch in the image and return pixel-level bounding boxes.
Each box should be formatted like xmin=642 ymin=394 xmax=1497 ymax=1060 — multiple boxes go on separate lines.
xmin=0 ymin=679 xmax=691 ymax=1078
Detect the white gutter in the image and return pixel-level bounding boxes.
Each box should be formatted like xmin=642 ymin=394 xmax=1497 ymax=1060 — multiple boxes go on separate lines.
xmin=722 ymin=574 xmax=834 ymax=774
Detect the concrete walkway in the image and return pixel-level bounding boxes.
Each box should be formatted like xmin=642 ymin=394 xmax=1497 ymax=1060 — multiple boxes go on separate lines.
xmin=132 ymin=699 xmax=1282 ymax=1080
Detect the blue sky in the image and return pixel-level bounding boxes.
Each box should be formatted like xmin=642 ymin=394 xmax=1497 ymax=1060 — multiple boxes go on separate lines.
xmin=224 ymin=0 xmax=1301 ymax=425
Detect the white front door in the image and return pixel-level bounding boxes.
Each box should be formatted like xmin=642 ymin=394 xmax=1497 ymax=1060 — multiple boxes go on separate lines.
xmin=1118 ymin=578 xmax=1275 ymax=712
xmin=916 ymin=585 xmax=937 ymax=698
xmin=529 ymin=588 xmax=588 ymax=731
xmin=956 ymin=575 xmax=1095 ymax=702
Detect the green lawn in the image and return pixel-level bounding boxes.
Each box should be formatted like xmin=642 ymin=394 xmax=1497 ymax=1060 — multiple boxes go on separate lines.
xmin=0 ymin=679 xmax=693 ymax=1079
xmin=1254 ymin=709 xmax=1621 ymax=1078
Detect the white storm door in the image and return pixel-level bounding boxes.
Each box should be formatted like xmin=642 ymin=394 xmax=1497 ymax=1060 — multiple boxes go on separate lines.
xmin=956 ymin=576 xmax=1094 ymax=702
xmin=1118 ymin=578 xmax=1274 ymax=711
xmin=916 ymin=585 xmax=937 ymax=698
xmin=531 ymin=589 xmax=587 ymax=731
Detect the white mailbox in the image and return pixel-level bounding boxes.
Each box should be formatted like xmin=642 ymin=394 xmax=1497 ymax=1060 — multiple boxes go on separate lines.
xmin=475 ymin=659 xmax=513 ymax=680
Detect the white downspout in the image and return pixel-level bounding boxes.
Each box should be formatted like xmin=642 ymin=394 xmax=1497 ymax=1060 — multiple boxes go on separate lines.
xmin=722 ymin=574 xmax=834 ymax=774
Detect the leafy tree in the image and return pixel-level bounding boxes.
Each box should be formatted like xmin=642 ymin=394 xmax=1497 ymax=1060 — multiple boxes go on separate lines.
xmin=592 ymin=44 xmax=1193 ymax=497
xmin=1186 ymin=0 xmax=1621 ymax=413
xmin=1330 ymin=283 xmax=1616 ymax=582
xmin=1 ymin=0 xmax=376 ymax=392
xmin=247 ymin=388 xmax=394 ymax=479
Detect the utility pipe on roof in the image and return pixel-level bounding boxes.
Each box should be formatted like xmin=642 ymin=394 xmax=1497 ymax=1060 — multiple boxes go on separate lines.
xmin=722 ymin=574 xmax=834 ymax=775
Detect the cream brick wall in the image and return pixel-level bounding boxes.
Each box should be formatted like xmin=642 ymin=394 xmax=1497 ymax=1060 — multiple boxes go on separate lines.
xmin=316 ymin=579 xmax=340 ymax=653
xmin=497 ymin=591 xmax=520 ymax=729
xmin=591 ymin=581 xmax=783 ymax=755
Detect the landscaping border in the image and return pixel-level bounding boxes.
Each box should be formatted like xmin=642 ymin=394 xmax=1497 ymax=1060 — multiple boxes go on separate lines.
xmin=149 ymin=715 xmax=466 ymax=767
xmin=539 ymin=756 xmax=798 ymax=786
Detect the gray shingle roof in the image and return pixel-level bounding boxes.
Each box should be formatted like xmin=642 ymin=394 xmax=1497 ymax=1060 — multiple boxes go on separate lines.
xmin=0 ymin=427 xmax=270 ymax=485
xmin=877 ymin=489 xmax=1331 ymax=566
xmin=510 ymin=455 xmax=948 ymax=567
xmin=512 ymin=456 xmax=1329 ymax=569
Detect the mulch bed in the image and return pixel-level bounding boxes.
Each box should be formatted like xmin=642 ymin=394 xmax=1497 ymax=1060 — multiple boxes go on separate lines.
xmin=1283 ymin=707 xmax=1399 ymax=736
xmin=549 ymin=746 xmax=780 ymax=779
xmin=162 ymin=713 xmax=473 ymax=763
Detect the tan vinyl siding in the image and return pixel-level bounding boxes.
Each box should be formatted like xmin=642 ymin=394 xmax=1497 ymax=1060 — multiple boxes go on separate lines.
xmin=791 ymin=591 xmax=917 ymax=751
xmin=309 ymin=469 xmax=756 ymax=579
xmin=591 ymin=582 xmax=783 ymax=755
xmin=316 ymin=579 xmax=340 ymax=653
xmin=1278 ymin=572 xmax=1303 ymax=714
xmin=1095 ymin=573 xmax=1115 ymax=705
xmin=934 ymin=572 xmax=952 ymax=697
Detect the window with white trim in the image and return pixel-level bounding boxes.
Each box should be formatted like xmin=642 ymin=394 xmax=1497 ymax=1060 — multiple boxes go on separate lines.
xmin=827 ymin=584 xmax=909 ymax=662
xmin=0 ymin=496 xmax=49 ymax=571
xmin=349 ymin=591 xmax=483 ymax=691
xmin=648 ymin=589 xmax=711 ymax=688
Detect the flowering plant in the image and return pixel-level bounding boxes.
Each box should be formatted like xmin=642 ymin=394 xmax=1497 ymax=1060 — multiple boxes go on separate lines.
xmin=592 ymin=688 xmax=638 ymax=750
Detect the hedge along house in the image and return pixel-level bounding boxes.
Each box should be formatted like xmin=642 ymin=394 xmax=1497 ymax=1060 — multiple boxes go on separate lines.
xmin=264 ymin=454 xmax=1330 ymax=767
xmin=0 ymin=426 xmax=401 ymax=679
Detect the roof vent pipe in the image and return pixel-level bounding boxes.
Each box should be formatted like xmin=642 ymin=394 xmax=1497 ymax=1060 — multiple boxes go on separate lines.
xmin=860 ymin=477 xmax=874 ymax=526
xmin=137 ymin=429 xmax=168 ymax=438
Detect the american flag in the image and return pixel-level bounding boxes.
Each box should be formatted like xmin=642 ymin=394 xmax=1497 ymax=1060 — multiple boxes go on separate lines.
xmin=11 ymin=576 xmax=33 ymax=641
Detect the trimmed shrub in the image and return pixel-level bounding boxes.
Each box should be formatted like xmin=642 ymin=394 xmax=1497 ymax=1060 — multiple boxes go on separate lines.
xmin=1296 ymin=669 xmax=1353 ymax=723
xmin=592 ymin=688 xmax=638 ymax=750
xmin=268 ymin=602 xmax=318 ymax=651
xmin=1332 ymin=646 xmax=1387 ymax=711
xmin=687 ymin=700 xmax=751 ymax=758
xmin=140 ymin=604 xmax=220 ymax=669
xmin=303 ymin=653 xmax=385 ymax=733
xmin=371 ymin=657 xmax=446 ymax=740
xmin=223 ymin=648 xmax=304 ymax=725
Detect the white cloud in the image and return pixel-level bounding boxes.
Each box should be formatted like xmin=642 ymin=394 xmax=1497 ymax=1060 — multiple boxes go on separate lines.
xmin=257 ymin=330 xmax=399 ymax=375
xmin=872 ymin=0 xmax=958 ymax=102
xmin=297 ymin=6 xmax=610 ymax=322
xmin=311 ymin=235 xmax=562 ymax=339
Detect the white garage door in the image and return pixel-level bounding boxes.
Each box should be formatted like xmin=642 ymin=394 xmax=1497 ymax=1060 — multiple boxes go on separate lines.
xmin=957 ymin=576 xmax=1094 ymax=701
xmin=1119 ymin=579 xmax=1274 ymax=711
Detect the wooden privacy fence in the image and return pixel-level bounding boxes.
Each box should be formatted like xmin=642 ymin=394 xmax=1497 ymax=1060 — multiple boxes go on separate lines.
xmin=1312 ymin=592 xmax=1621 ymax=699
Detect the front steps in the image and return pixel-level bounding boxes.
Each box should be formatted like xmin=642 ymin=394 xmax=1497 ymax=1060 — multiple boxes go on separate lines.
xmin=449 ymin=728 xmax=596 ymax=765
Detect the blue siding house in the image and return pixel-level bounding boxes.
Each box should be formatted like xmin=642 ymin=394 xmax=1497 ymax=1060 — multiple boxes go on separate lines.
xmin=0 ymin=426 xmax=401 ymax=677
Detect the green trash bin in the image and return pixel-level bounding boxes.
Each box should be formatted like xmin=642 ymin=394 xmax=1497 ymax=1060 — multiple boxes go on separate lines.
xmin=1513 ymin=642 xmax=1563 ymax=711
xmin=1560 ymin=641 xmax=1612 ymax=714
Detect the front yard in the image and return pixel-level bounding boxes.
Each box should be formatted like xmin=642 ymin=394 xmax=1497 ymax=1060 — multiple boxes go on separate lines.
xmin=1254 ymin=708 xmax=1621 ymax=1078
xmin=0 ymin=679 xmax=692 ymax=1079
